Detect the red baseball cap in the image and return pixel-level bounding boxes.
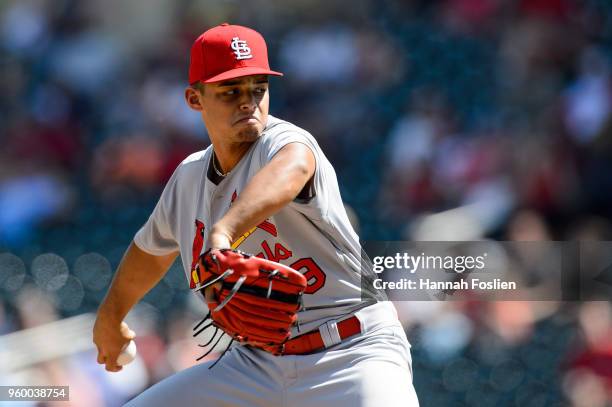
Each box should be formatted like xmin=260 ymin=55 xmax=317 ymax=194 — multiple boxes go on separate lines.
xmin=189 ymin=23 xmax=283 ymax=85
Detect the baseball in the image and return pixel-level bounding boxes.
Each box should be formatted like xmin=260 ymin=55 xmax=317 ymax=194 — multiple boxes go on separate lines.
xmin=116 ymin=339 xmax=137 ymax=366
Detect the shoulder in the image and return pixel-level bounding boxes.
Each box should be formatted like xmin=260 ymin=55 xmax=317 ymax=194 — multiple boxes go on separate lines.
xmin=262 ymin=115 xmax=313 ymax=138
xmin=180 ymin=146 xmax=211 ymax=167
xmin=177 ymin=146 xmax=211 ymax=172
xmin=167 ymin=145 xmax=212 ymax=185
xmin=258 ymin=115 xmax=320 ymax=152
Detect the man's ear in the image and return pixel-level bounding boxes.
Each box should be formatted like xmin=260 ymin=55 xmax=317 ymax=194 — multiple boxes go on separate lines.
xmin=185 ymin=87 xmax=203 ymax=111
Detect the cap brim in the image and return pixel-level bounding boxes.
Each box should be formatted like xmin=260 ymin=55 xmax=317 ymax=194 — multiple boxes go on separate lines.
xmin=202 ymin=67 xmax=284 ymax=83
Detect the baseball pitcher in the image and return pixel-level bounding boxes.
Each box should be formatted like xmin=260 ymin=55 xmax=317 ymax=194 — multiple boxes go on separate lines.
xmin=93 ymin=23 xmax=419 ymax=407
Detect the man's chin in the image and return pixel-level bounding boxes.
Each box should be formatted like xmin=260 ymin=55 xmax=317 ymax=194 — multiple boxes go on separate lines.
xmin=236 ymin=125 xmax=262 ymax=142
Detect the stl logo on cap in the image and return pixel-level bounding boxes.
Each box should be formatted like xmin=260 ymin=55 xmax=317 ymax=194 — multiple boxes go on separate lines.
xmin=231 ymin=37 xmax=253 ymax=60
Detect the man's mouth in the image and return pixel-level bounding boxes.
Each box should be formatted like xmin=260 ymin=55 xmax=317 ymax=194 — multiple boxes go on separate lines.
xmin=234 ymin=116 xmax=259 ymax=125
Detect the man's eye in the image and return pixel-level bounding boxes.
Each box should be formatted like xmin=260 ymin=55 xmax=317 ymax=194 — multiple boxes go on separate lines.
xmin=224 ymin=89 xmax=238 ymax=96
xmin=255 ymin=87 xmax=266 ymax=94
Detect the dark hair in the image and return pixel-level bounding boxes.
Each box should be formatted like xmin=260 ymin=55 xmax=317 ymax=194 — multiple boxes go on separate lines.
xmin=191 ymin=81 xmax=205 ymax=95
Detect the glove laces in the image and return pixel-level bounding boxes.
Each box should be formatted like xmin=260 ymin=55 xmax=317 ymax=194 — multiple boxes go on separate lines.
xmin=192 ymin=312 xmax=234 ymax=369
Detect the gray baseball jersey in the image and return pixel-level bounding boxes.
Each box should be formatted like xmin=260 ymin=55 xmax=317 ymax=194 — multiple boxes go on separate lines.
xmin=134 ymin=114 xmax=381 ymax=335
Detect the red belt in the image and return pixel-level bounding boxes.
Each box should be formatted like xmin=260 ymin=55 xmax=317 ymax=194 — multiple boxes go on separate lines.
xmin=282 ymin=316 xmax=362 ymax=355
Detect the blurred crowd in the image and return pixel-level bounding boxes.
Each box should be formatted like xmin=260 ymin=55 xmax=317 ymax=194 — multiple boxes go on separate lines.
xmin=2 ymin=0 xmax=612 ymax=405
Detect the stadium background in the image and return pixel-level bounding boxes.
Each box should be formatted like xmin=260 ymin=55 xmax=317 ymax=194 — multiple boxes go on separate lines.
xmin=1 ymin=0 xmax=612 ymax=405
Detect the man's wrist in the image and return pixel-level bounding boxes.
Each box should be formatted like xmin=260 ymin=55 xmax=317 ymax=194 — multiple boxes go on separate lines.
xmin=97 ymin=295 xmax=129 ymax=323
xmin=210 ymin=225 xmax=234 ymax=240
xmin=210 ymin=224 xmax=234 ymax=249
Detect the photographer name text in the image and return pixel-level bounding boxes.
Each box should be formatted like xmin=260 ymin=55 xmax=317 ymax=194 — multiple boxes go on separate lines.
xmin=373 ymin=278 xmax=516 ymax=291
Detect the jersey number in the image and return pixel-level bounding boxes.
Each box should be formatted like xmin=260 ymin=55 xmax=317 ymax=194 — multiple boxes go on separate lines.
xmin=257 ymin=241 xmax=326 ymax=294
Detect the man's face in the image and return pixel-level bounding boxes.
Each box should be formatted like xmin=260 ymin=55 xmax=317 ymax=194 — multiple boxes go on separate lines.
xmin=188 ymin=74 xmax=270 ymax=144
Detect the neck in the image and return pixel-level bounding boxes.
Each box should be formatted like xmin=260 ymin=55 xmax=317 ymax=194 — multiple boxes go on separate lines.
xmin=212 ymin=141 xmax=253 ymax=174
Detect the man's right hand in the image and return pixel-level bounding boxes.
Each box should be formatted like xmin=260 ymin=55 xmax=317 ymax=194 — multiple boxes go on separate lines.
xmin=93 ymin=313 xmax=135 ymax=372
xmin=91 ymin=242 xmax=177 ymax=372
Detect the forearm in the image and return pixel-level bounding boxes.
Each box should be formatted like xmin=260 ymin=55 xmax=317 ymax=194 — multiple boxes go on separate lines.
xmin=98 ymin=242 xmax=178 ymax=321
xmin=212 ymin=143 xmax=315 ymax=243
xmin=213 ymin=178 xmax=297 ymax=241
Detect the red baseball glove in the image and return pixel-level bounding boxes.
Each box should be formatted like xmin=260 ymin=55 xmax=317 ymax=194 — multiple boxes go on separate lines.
xmin=195 ymin=248 xmax=307 ymax=354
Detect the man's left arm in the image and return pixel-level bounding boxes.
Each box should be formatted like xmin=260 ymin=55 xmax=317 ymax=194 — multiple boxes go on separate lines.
xmin=210 ymin=142 xmax=315 ymax=249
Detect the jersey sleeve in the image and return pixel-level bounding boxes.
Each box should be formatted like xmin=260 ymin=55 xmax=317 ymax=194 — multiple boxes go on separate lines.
xmin=259 ymin=127 xmax=329 ymax=219
xmin=133 ymin=169 xmax=181 ymax=255
xmin=260 ymin=129 xmax=314 ymax=164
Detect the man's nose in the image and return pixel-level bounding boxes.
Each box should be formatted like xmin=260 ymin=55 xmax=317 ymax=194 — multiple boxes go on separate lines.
xmin=239 ymin=91 xmax=257 ymax=111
